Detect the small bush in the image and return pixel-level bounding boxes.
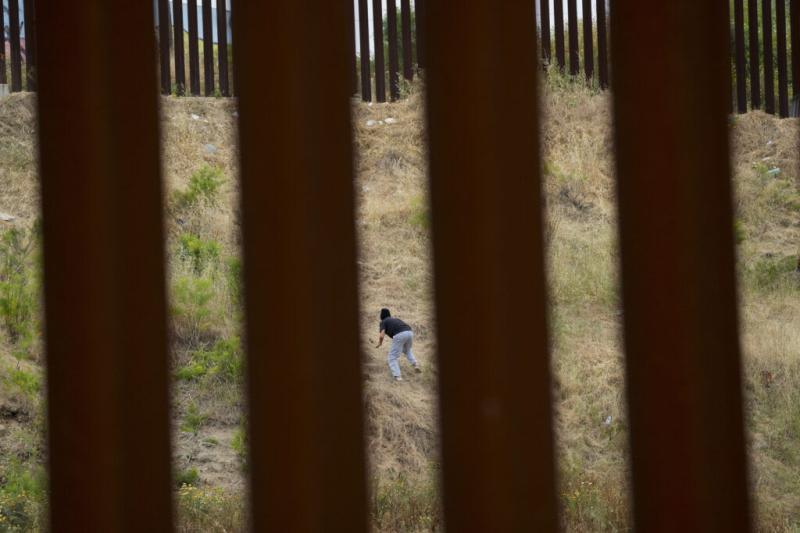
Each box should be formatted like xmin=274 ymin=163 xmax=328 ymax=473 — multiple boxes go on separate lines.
xmin=178 ymin=234 xmax=220 ymax=275
xmin=172 ymin=166 xmax=224 ymax=211
xmin=177 ymin=337 xmax=242 ymax=384
xmin=231 ymin=425 xmax=247 ymax=463
xmin=0 ymin=461 xmax=46 ymax=531
xmin=747 ymin=255 xmax=798 ymax=292
xmin=175 ymin=467 xmax=200 ymax=488
xmin=0 ymin=227 xmax=39 ymax=355
xmin=181 ymin=403 xmax=207 ymax=435
xmin=372 ymin=471 xmax=442 ymax=532
xmin=9 ymin=368 xmax=40 ymax=397
xmin=408 ymin=194 xmax=429 ymax=230
xmin=226 ymin=257 xmax=243 ymax=309
xmin=176 ymin=485 xmax=244 ymax=532
xmin=171 ymin=276 xmax=217 ymax=344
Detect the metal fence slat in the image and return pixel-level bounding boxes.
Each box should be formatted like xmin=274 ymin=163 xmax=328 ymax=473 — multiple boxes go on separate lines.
xmin=554 ymin=0 xmax=566 ymax=69
xmin=597 ymin=0 xmax=609 ymax=88
xmin=540 ymin=0 xmax=551 ymax=64
xmin=610 ymin=1 xmax=752 ymax=530
xmin=763 ymin=0 xmax=775 ymax=114
xmin=9 ymin=0 xmax=22 ymax=92
xmin=568 ymin=0 xmax=580 ymax=75
xmin=174 ymin=0 xmax=186 ymax=93
xmin=231 ymin=0 xmax=368 ymax=530
xmin=202 ymin=0 xmax=214 ymax=95
xmin=358 ymin=0 xmax=371 ymax=101
xmin=424 ymin=0 xmax=559 ymax=530
xmin=188 ymin=0 xmax=200 ymax=95
xmin=158 ymin=0 xmax=171 ymax=94
xmin=777 ymin=0 xmax=789 ymax=116
xmin=748 ymin=0 xmax=761 ymax=108
xmin=216 ymin=0 xmax=229 ymax=96
xmin=734 ymin=0 xmax=747 ymax=113
xmin=35 ymin=1 xmax=174 ymax=530
xmin=582 ymin=0 xmax=594 ymax=81
xmin=22 ymin=0 xmax=36 ymax=91
xmin=388 ymin=0 xmax=400 ymax=100
xmin=401 ymin=0 xmax=414 ymax=80
xmin=373 ymin=0 xmax=386 ymax=102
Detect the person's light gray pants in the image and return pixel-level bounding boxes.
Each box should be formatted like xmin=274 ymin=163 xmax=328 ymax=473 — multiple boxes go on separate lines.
xmin=388 ymin=330 xmax=417 ymax=378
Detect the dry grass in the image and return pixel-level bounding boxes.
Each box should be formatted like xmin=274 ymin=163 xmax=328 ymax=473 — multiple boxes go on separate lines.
xmin=0 ymin=72 xmax=798 ymax=532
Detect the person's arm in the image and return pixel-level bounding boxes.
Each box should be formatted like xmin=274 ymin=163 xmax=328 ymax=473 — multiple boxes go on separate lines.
xmin=376 ymin=330 xmax=385 ymax=348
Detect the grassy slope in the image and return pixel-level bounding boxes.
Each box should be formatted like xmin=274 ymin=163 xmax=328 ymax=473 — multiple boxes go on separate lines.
xmin=0 ymin=79 xmax=798 ymax=531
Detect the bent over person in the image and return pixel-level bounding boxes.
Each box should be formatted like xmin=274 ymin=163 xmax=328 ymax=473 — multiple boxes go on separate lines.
xmin=376 ymin=308 xmax=421 ymax=381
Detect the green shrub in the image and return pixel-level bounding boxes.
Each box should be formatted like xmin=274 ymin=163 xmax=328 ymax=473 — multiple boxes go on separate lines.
xmin=747 ymin=255 xmax=798 ymax=292
xmin=172 ymin=166 xmax=224 ymax=211
xmin=176 ymin=485 xmax=245 ymax=532
xmin=181 ymin=403 xmax=207 ymax=435
xmin=231 ymin=425 xmax=247 ymax=463
xmin=175 ymin=467 xmax=200 ymax=488
xmin=178 ymin=234 xmax=220 ymax=275
xmin=9 ymin=368 xmax=40 ymax=397
xmin=733 ymin=219 xmax=746 ymax=245
xmin=226 ymin=257 xmax=243 ymax=309
xmin=0 ymin=227 xmax=39 ymax=354
xmin=177 ymin=337 xmax=243 ymax=384
xmin=408 ymin=194 xmax=429 ymax=230
xmin=372 ymin=470 xmax=442 ymax=532
xmin=171 ymin=276 xmax=217 ymax=344
xmin=0 ymin=461 xmax=46 ymax=531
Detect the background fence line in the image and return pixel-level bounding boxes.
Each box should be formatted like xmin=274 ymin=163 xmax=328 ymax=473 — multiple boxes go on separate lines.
xmin=2 ymin=1 xmax=798 ymax=114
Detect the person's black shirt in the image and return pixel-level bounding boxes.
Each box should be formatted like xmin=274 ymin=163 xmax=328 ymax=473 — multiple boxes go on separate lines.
xmin=379 ymin=317 xmax=412 ymax=338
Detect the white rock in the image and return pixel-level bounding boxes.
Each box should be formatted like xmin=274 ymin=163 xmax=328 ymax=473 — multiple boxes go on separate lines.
xmin=366 ymin=120 xmax=378 ymax=127
xmin=767 ymin=168 xmax=781 ymax=176
xmin=204 ymin=143 xmax=218 ymax=154
xmin=0 ymin=212 xmax=14 ymax=222
xmin=191 ymin=113 xmax=201 ymax=121
xmin=384 ymin=117 xmax=398 ymax=124
xmin=603 ymin=415 xmax=613 ymax=426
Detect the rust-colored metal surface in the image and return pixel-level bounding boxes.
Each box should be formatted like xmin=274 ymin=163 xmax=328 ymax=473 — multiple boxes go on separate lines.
xmin=424 ymin=1 xmax=559 ymax=531
xmin=232 ymin=0 xmax=368 ymax=530
xmin=35 ymin=1 xmax=174 ymax=531
xmin=610 ymin=1 xmax=752 ymax=531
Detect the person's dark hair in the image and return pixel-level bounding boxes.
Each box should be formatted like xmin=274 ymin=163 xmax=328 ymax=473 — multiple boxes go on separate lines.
xmin=380 ymin=308 xmax=391 ymax=320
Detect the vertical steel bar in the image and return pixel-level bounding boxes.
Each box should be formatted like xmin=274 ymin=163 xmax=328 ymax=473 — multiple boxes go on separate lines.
xmin=777 ymin=0 xmax=789 ymax=116
xmin=188 ymin=0 xmax=201 ymax=95
xmin=610 ymin=1 xmax=752 ymax=531
xmin=735 ymin=0 xmax=748 ymax=113
xmin=35 ymin=0 xmax=174 ymax=530
xmin=0 ymin=3 xmax=6 ymax=85
xmin=424 ymin=1 xmax=559 ymax=531
xmin=763 ymin=0 xmax=775 ymax=113
xmin=9 ymin=0 xmax=22 ymax=92
xmin=388 ymin=0 xmax=400 ymax=100
xmin=401 ymin=0 xmax=414 ymax=80
xmin=174 ymin=0 xmax=186 ymax=94
xmin=596 ymin=0 xmax=609 ymax=88
xmin=216 ymin=0 xmax=229 ymax=96
xmin=202 ymin=0 xmax=214 ymax=95
xmin=540 ymin=0 xmax=552 ymax=64
xmin=22 ymin=0 xmax=35 ymax=91
xmin=231 ymin=0 xmax=368 ymax=530
xmin=568 ymin=0 xmax=579 ymax=75
xmin=748 ymin=0 xmax=761 ymax=108
xmin=358 ymin=0 xmax=371 ymax=101
xmin=582 ymin=0 xmax=594 ymax=81
xmin=157 ymin=0 xmax=171 ymax=94
xmin=372 ymin=0 xmax=386 ymax=102
xmin=416 ymin=0 xmax=427 ymax=68
xmin=555 ymin=0 xmax=566 ymax=69
xmin=349 ymin=0 xmax=358 ymax=94
xmin=792 ymin=0 xmax=800 ymax=96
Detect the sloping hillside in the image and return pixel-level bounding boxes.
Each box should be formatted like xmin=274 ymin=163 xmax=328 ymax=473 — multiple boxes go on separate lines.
xmin=1 ymin=80 xmax=798 ymax=532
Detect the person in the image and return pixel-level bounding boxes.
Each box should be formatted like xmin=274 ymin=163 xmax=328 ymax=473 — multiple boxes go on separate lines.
xmin=375 ymin=308 xmax=421 ymax=381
